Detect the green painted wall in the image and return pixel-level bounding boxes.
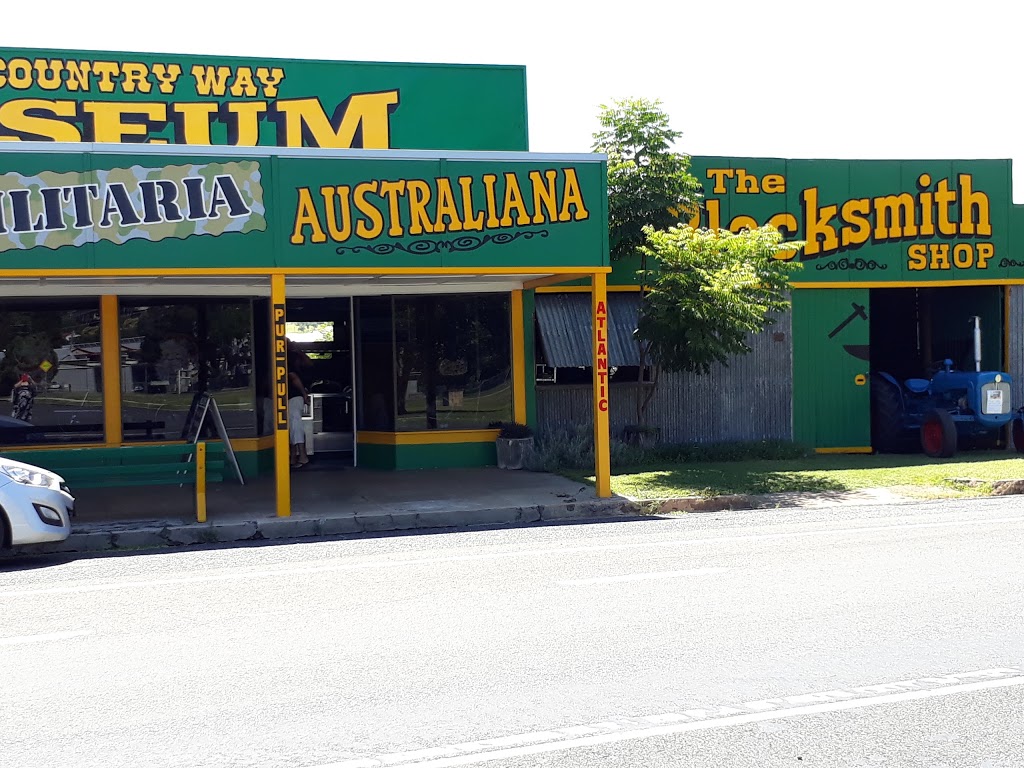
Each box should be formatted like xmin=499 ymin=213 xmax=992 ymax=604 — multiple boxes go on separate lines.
xmin=791 ymin=288 xmax=872 ymax=449
xmin=0 ymin=47 xmax=527 ymax=150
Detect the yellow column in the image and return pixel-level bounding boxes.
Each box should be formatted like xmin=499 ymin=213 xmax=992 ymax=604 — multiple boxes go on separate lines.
xmin=99 ymin=295 xmax=122 ymax=446
xmin=195 ymin=442 xmax=207 ymax=523
xmin=511 ymin=289 xmax=527 ymax=424
xmin=591 ymin=273 xmax=611 ymax=497
xmin=271 ymin=275 xmax=292 ymax=517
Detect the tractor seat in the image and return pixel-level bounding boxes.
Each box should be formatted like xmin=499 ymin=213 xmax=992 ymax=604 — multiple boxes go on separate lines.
xmin=905 ymin=378 xmax=931 ymax=394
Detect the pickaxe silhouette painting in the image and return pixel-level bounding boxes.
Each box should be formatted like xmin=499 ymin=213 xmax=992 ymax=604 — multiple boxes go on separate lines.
xmin=828 ymin=302 xmax=867 ymax=339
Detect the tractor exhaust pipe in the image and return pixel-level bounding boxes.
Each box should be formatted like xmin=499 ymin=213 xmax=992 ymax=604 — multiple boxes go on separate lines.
xmin=971 ymin=315 xmax=982 ymax=372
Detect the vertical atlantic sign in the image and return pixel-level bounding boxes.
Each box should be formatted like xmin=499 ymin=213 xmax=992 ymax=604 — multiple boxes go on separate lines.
xmin=0 ymin=49 xmax=528 ymax=150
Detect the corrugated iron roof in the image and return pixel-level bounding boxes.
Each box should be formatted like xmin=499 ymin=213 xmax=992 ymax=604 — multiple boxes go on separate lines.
xmin=536 ymin=293 xmax=643 ymax=368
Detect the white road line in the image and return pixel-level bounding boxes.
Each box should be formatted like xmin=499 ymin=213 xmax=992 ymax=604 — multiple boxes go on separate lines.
xmin=318 ymin=668 xmax=1024 ymax=768
xmin=0 ymin=630 xmax=93 ymax=646
xmin=3 ymin=513 xmax=1023 ymax=598
xmin=558 ymin=567 xmax=729 ymax=585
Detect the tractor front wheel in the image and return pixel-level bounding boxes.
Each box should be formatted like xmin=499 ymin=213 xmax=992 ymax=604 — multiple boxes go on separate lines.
xmin=921 ymin=409 xmax=957 ymax=458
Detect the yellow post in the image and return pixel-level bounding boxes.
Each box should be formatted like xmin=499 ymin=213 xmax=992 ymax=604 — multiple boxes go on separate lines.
xmin=99 ymin=295 xmax=123 ymax=446
xmin=270 ymin=274 xmax=292 ymax=517
xmin=195 ymin=442 xmax=207 ymax=523
xmin=511 ymin=289 xmax=527 ymax=424
xmin=591 ymin=273 xmax=612 ymax=498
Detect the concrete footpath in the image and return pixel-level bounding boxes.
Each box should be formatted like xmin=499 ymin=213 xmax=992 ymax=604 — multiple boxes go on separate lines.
xmin=5 ymin=466 xmax=923 ymax=557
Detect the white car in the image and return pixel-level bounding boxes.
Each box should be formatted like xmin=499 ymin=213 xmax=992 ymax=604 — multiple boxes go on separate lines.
xmin=0 ymin=457 xmax=75 ymax=547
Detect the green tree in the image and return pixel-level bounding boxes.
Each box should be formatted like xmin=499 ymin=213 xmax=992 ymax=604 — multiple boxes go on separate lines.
xmin=592 ymin=98 xmax=702 ymax=266
xmin=634 ymin=224 xmax=804 ymax=425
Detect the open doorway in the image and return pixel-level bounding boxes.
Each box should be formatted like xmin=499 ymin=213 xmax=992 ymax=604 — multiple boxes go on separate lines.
xmin=869 ymin=285 xmax=1005 ymax=452
xmin=285 ymin=298 xmax=355 ymax=468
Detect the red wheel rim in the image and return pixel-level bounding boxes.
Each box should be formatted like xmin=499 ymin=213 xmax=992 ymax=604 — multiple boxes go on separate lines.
xmin=923 ymin=421 xmax=943 ymax=455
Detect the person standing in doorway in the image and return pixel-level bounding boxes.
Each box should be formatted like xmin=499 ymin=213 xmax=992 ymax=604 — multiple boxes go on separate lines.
xmin=287 ymin=343 xmax=311 ymax=468
xmin=11 ymin=374 xmax=35 ymax=422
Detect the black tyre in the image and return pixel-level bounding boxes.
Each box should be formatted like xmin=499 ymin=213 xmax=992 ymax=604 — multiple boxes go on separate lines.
xmin=871 ymin=374 xmax=913 ymax=453
xmin=1013 ymin=416 xmax=1024 ymax=453
xmin=921 ymin=409 xmax=957 ymax=458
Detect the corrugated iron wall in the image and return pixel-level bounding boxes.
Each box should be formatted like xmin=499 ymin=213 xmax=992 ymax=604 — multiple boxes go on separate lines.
xmin=536 ymin=309 xmax=793 ymax=443
xmin=1010 ymin=287 xmax=1024 ymax=410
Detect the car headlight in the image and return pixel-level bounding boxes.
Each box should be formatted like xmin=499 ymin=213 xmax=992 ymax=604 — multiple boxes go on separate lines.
xmin=0 ymin=463 xmax=60 ymax=489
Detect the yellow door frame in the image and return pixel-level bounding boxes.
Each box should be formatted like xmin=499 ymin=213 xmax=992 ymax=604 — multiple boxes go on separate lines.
xmin=270 ymin=275 xmax=291 ymax=517
xmin=592 ymin=273 xmax=611 ymax=498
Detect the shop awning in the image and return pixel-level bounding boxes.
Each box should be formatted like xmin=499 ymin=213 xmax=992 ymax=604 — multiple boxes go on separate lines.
xmin=535 ymin=292 xmax=643 ymax=368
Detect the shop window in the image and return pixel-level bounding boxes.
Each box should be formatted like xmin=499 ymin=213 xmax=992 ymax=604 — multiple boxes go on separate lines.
xmin=355 ymin=297 xmax=396 ymax=432
xmin=0 ymin=299 xmax=105 ymax=445
xmin=393 ymin=294 xmax=512 ymax=431
xmin=119 ymin=300 xmax=256 ymax=441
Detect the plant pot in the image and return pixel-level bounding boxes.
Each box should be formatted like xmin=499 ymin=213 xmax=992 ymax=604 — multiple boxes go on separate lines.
xmin=496 ymin=436 xmax=534 ymax=470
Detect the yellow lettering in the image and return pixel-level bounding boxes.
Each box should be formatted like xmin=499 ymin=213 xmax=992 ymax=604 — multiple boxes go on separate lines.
xmin=706 ymin=168 xmax=734 ymax=194
xmin=929 ymin=243 xmax=951 ymax=270
xmin=255 ymin=67 xmax=286 ymax=98
xmin=120 ymin=62 xmax=152 ymax=94
xmin=917 ymin=174 xmax=935 ymax=237
xmin=977 ymin=242 xmax=994 ymax=269
xmin=169 ymin=102 xmax=217 ymax=144
xmin=839 ymin=198 xmax=872 ymax=247
xmin=952 ymin=243 xmax=974 ymax=269
xmin=529 ymin=169 xmax=558 ymax=224
xmin=273 ymin=91 xmax=399 ymax=149
xmin=907 ymin=244 xmax=928 ymax=270
xmin=460 ymin=176 xmax=484 ymax=231
xmin=64 ymin=61 xmax=92 ymax=92
xmin=354 ymin=181 xmax=384 ymax=239
xmin=152 ymin=64 xmax=182 ymax=94
xmin=728 ymin=215 xmax=758 ymax=232
xmin=801 ymin=187 xmax=838 ymax=257
xmin=873 ymin=193 xmax=918 ymax=239
xmin=762 ymin=174 xmax=786 ymax=194
xmin=91 ymin=61 xmax=121 ymax=93
xmin=6 ymin=58 xmax=33 ymax=89
xmin=379 ymin=180 xmax=407 ymax=236
xmin=224 ymin=101 xmax=266 ymax=146
xmin=705 ymin=198 xmax=721 ymax=230
xmin=735 ymin=168 xmax=759 ymax=193
xmin=229 ymin=66 xmax=259 ymax=98
xmin=559 ymin=168 xmax=589 ymax=222
xmin=0 ymin=99 xmax=82 ymax=141
xmin=767 ymin=212 xmax=799 ymax=260
xmin=81 ymin=101 xmax=167 ymax=142
xmin=433 ymin=178 xmax=462 ymax=232
xmin=320 ymin=185 xmax=353 ymax=242
xmin=482 ymin=174 xmax=499 ymax=228
xmin=33 ymin=59 xmax=63 ymax=91
xmin=500 ymin=173 xmax=531 ymax=227
xmin=959 ymin=174 xmax=991 ymax=236
xmin=406 ymin=180 xmax=434 ymax=235
xmin=191 ymin=65 xmax=232 ymax=97
xmin=290 ymin=187 xmax=327 ymax=244
xmin=935 ymin=179 xmax=957 ymax=236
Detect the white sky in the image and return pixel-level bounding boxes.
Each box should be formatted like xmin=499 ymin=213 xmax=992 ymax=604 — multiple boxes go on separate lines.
xmin=3 ymin=0 xmax=1023 ymax=198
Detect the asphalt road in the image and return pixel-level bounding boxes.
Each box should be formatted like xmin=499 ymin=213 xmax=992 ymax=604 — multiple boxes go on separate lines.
xmin=2 ymin=497 xmax=1023 ymax=768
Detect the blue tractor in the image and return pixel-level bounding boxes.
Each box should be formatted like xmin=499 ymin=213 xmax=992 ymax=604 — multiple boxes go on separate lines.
xmin=871 ymin=317 xmax=1014 ymax=458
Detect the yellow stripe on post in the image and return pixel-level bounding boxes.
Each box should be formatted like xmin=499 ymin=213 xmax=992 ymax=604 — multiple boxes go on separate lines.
xmin=99 ymin=295 xmax=122 ymax=447
xmin=511 ymin=290 xmax=527 ymax=424
xmin=592 ymin=273 xmax=612 ymax=498
xmin=271 ymin=274 xmax=292 ymax=518
xmin=195 ymin=442 xmax=207 ymax=523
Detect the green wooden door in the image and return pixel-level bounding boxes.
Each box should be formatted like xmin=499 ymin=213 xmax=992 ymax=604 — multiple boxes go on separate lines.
xmin=792 ymin=289 xmax=872 ymax=450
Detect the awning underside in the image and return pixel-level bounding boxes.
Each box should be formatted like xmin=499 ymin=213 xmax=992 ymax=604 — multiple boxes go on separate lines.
xmin=535 ymin=293 xmax=642 ymax=368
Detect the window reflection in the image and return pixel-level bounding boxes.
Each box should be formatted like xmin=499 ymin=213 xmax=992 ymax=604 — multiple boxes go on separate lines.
xmin=120 ymin=300 xmax=256 ymax=441
xmin=0 ymin=300 xmax=105 ymax=444
xmin=393 ymin=295 xmax=512 ymax=431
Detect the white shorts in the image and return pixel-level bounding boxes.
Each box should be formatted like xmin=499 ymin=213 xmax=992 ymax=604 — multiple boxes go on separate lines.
xmin=288 ymin=396 xmax=306 ymax=445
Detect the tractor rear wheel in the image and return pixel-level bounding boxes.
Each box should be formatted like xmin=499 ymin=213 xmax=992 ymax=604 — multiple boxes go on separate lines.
xmin=871 ymin=374 xmax=912 ymax=453
xmin=921 ymin=409 xmax=957 ymax=458
xmin=1012 ymin=415 xmax=1024 ymax=453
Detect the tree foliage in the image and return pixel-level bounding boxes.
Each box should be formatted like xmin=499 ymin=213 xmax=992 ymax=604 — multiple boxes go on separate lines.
xmin=591 ymin=98 xmax=702 ymax=263
xmin=637 ymin=225 xmax=804 ymax=374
